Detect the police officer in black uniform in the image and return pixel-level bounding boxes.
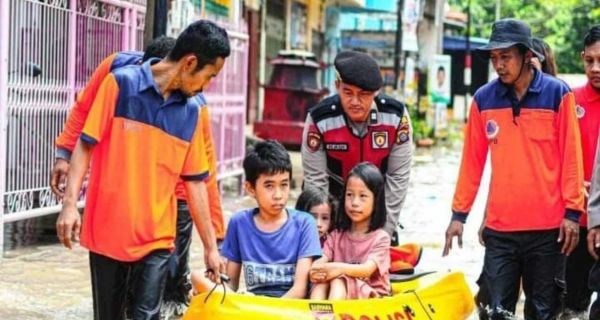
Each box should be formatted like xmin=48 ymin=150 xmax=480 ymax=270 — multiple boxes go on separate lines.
xmin=301 ymin=51 xmax=412 ymax=243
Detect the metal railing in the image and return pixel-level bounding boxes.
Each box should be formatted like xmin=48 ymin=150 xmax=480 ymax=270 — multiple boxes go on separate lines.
xmin=204 ymin=20 xmax=249 ymax=182
xmin=0 ymin=0 xmax=250 ymax=256
xmin=0 ymin=0 xmax=146 ymax=253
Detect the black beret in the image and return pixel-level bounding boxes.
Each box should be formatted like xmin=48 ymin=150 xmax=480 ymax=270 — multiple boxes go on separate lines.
xmin=334 ymin=51 xmax=382 ymax=91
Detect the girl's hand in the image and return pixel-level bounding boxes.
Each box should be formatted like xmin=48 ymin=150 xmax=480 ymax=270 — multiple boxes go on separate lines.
xmin=311 ymin=263 xmax=343 ymax=282
xmin=309 ymin=265 xmax=325 ymax=283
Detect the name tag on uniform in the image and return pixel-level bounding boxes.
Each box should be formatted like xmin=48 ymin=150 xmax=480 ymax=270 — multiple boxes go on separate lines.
xmin=325 ymin=143 xmax=348 ymax=151
xmin=372 ymin=131 xmax=389 ymax=149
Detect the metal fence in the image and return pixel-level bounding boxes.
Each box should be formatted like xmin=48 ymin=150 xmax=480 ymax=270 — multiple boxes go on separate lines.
xmin=0 ymin=0 xmax=249 ymax=255
xmin=0 ymin=0 xmax=146 ymax=252
xmin=204 ymin=20 xmax=248 ymax=182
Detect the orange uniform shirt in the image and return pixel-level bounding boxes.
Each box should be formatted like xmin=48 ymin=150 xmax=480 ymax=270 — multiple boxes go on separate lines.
xmin=55 ymin=52 xmax=143 ymax=158
xmin=575 ymin=83 xmax=600 ymax=227
xmin=55 ymin=52 xmax=225 ymax=239
xmin=452 ymin=70 xmax=584 ymax=231
xmin=80 ymin=61 xmax=209 ymax=261
xmin=174 ymin=97 xmax=225 ymax=239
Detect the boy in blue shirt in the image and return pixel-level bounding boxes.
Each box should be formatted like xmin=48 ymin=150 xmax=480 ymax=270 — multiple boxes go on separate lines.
xmin=193 ymin=140 xmax=322 ymax=298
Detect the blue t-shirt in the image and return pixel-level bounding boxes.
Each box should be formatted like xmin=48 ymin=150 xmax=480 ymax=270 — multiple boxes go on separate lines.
xmin=221 ymin=208 xmax=322 ymax=297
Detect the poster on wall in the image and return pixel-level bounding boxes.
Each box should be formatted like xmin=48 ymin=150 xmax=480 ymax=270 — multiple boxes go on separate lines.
xmin=402 ymin=0 xmax=420 ymax=52
xmin=403 ymin=56 xmax=417 ymax=105
xmin=290 ymin=1 xmax=308 ymax=49
xmin=429 ymin=54 xmax=451 ymax=137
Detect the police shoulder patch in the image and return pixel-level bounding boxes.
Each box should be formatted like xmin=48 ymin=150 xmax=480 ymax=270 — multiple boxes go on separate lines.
xmin=306 ymin=131 xmax=322 ymax=152
xmin=396 ymin=127 xmax=410 ymax=145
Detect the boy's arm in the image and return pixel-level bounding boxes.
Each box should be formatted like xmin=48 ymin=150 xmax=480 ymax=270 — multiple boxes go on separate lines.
xmin=282 ymin=257 xmax=313 ymax=299
xmin=225 ymin=260 xmax=242 ymax=292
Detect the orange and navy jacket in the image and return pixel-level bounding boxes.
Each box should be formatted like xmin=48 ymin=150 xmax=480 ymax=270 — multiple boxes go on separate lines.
xmin=54 ymin=52 xmax=225 ymax=239
xmin=174 ymin=96 xmax=225 ymax=239
xmin=56 ymin=52 xmax=143 ymax=158
xmin=80 ymin=60 xmax=210 ymax=261
xmin=452 ymin=69 xmax=584 ymax=231
xmin=575 ymin=83 xmax=600 ymax=227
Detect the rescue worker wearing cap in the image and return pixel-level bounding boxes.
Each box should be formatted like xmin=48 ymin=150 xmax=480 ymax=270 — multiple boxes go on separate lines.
xmin=301 ymin=51 xmax=412 ymax=243
xmin=443 ymin=19 xmax=584 ymax=319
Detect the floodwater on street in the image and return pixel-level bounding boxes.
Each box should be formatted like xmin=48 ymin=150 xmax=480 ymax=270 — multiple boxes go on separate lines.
xmin=0 ymin=146 xmax=493 ymax=319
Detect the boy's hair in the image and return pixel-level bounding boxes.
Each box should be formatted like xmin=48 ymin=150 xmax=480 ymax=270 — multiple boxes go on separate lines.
xmin=584 ymin=25 xmax=600 ymax=49
xmin=168 ymin=20 xmax=231 ymax=71
xmin=142 ymin=36 xmax=176 ymax=62
xmin=336 ymin=162 xmax=387 ymax=232
xmin=296 ymin=187 xmax=337 ymax=230
xmin=243 ymin=140 xmax=292 ymax=186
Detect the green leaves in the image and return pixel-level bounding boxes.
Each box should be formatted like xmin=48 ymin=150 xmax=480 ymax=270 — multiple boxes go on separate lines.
xmin=448 ymin=0 xmax=599 ymax=73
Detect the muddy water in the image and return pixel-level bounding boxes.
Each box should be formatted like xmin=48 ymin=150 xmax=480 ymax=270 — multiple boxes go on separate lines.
xmin=0 ymin=148 xmax=489 ymax=319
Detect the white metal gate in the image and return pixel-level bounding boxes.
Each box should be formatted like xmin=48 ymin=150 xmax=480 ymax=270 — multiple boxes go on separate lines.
xmin=0 ymin=0 xmax=146 ymax=253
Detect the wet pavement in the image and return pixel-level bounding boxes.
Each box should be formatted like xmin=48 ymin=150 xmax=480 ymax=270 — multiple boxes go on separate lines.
xmin=0 ymin=146 xmax=491 ymax=319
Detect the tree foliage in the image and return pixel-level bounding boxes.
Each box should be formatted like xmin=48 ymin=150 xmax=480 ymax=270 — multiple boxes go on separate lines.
xmin=448 ymin=0 xmax=600 ymax=73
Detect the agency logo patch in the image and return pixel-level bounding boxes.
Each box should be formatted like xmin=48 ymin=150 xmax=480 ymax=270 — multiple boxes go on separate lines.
xmin=400 ymin=115 xmax=410 ymax=128
xmin=576 ymin=105 xmax=586 ymax=119
xmin=123 ymin=120 xmax=142 ymax=132
xmin=309 ymin=303 xmax=334 ymax=320
xmin=372 ymin=131 xmax=389 ymax=149
xmin=307 ymin=131 xmax=322 ymax=152
xmin=486 ymin=119 xmax=500 ymax=139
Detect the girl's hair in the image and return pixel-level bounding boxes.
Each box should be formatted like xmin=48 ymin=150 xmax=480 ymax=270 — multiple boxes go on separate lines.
xmin=336 ymin=162 xmax=387 ymax=232
xmin=296 ymin=187 xmax=336 ymax=229
xmin=531 ymin=37 xmax=558 ymax=76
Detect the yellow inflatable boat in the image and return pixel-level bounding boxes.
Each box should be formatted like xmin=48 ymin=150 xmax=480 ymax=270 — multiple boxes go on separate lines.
xmin=183 ymin=271 xmax=475 ymax=319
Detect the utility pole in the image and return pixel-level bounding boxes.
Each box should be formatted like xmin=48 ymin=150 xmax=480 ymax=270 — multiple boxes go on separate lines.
xmin=153 ymin=0 xmax=168 ymax=37
xmin=464 ymin=0 xmax=472 ymax=123
xmin=496 ymin=0 xmax=501 ymax=20
xmin=393 ymin=0 xmax=404 ymax=90
xmin=257 ymin=0 xmax=267 ymax=121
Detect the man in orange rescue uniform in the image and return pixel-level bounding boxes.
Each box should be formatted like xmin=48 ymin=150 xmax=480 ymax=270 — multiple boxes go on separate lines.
xmin=443 ymin=19 xmax=584 ymax=320
xmin=50 ymin=36 xmax=225 ymax=317
xmin=55 ymin=20 xmax=230 ymax=320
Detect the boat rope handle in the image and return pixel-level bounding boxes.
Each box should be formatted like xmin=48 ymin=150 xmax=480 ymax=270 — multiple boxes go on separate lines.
xmin=203 ymin=270 xmax=231 ymax=305
xmin=409 ymin=290 xmax=433 ymax=320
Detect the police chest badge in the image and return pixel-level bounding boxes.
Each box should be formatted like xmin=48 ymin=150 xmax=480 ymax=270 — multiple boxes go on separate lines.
xmin=372 ymin=131 xmax=389 ymax=149
xmin=576 ymin=105 xmax=586 ymax=119
xmin=307 ymin=131 xmax=322 ymax=152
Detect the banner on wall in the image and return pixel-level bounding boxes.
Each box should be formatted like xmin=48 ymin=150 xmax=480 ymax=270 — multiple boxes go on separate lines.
xmin=402 ymin=0 xmax=420 ymax=52
xmin=429 ymin=55 xmax=451 ymax=137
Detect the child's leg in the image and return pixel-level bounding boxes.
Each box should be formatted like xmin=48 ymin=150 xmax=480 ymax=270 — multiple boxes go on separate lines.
xmin=191 ymin=270 xmax=220 ymax=294
xmin=328 ymin=278 xmax=347 ymax=300
xmin=310 ymin=283 xmax=330 ymax=300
